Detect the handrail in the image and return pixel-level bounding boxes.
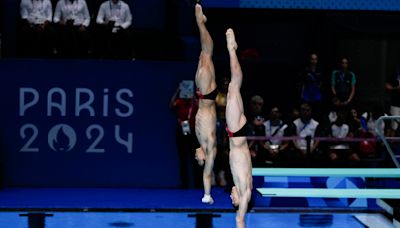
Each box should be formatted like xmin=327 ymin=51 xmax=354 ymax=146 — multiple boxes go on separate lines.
xmin=376 ymin=116 xmax=400 ymax=168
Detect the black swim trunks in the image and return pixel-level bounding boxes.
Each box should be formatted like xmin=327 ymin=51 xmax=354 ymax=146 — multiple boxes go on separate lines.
xmin=196 ymin=88 xmax=218 ymax=100
xmin=226 ymin=124 xmax=248 ymax=137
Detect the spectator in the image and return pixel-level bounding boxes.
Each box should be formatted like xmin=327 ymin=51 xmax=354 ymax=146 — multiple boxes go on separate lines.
xmin=214 ymin=76 xmax=230 ymax=187
xmin=361 ymin=106 xmax=385 ymax=137
xmin=18 ymin=0 xmax=56 ymax=58
xmin=263 ymin=106 xmax=289 ymax=166
xmin=320 ymin=96 xmax=343 ymax=133
xmin=170 ymin=80 xmax=202 ymax=189
xmin=96 ymin=0 xmax=133 ymax=59
xmin=298 ymin=53 xmax=324 ymax=121
xmin=327 ymin=109 xmax=359 ymax=162
xmin=286 ymin=102 xmax=322 ymax=167
xmin=348 ymin=107 xmax=363 ymax=136
xmin=247 ymin=114 xmax=266 ymax=167
xmin=286 ymin=106 xmax=300 ymax=123
xmin=53 ymin=0 xmax=91 ymax=58
xmin=385 ymin=70 xmax=400 ymax=136
xmin=247 ymin=95 xmax=265 ymax=121
xmin=356 ymin=105 xmax=386 ymax=159
xmin=245 ymin=95 xmax=266 ymax=167
xmin=331 ymin=57 xmax=356 ymax=110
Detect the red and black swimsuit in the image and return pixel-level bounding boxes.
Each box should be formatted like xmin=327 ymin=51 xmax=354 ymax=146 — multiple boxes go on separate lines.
xmin=226 ymin=124 xmax=248 ymax=138
xmin=196 ymin=88 xmax=218 ymax=100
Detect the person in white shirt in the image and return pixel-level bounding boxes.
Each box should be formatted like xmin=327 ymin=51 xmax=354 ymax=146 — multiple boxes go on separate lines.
xmin=95 ymin=0 xmax=133 ymax=59
xmin=20 ymin=0 xmax=53 ymax=25
xmin=19 ymin=0 xmax=55 ymax=57
xmin=53 ymin=0 xmax=91 ymax=57
xmin=263 ymin=106 xmax=288 ymax=164
xmin=328 ymin=109 xmax=359 ymax=162
xmin=289 ymin=102 xmax=321 ymax=166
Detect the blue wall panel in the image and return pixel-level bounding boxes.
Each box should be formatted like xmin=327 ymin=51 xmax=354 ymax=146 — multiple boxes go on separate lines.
xmin=240 ymin=0 xmax=400 ymax=10
xmin=202 ymin=0 xmax=240 ymax=8
xmin=0 ymin=60 xmax=197 ymax=187
xmin=203 ymin=0 xmax=400 ymax=11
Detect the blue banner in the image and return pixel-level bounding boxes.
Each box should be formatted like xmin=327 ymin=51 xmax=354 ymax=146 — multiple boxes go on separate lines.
xmin=203 ymin=0 xmax=400 ymax=11
xmin=202 ymin=0 xmax=240 ymax=8
xmin=0 ymin=59 xmax=197 ymax=187
xmin=240 ymin=0 xmax=400 ymax=10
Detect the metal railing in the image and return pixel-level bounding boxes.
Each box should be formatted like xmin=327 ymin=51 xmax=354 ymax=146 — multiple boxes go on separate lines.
xmin=375 ymin=116 xmax=400 ymax=168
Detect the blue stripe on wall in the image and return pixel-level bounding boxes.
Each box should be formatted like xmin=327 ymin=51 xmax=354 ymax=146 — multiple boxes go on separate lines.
xmin=203 ymin=0 xmax=400 ymax=11
xmin=240 ymin=0 xmax=400 ymax=11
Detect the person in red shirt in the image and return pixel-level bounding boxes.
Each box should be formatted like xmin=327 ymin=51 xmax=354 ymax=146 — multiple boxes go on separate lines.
xmin=170 ymin=82 xmax=202 ymax=189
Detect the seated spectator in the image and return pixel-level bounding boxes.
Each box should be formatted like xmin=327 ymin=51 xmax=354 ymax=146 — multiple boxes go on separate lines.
xmin=245 ymin=95 xmax=266 ymax=167
xmin=286 ymin=102 xmax=323 ymax=167
xmin=327 ymin=109 xmax=359 ymax=162
xmin=18 ymin=0 xmax=56 ymax=58
xmin=96 ymin=0 xmax=133 ymax=59
xmin=348 ymin=107 xmax=363 ymax=135
xmin=319 ymin=96 xmax=344 ymax=135
xmin=246 ymin=95 xmax=265 ymax=121
xmin=247 ymin=115 xmax=266 ymax=167
xmin=327 ymin=96 xmax=342 ymax=123
xmin=53 ymin=0 xmax=91 ymax=58
xmin=285 ymin=106 xmax=300 ymax=123
xmin=361 ymin=106 xmax=385 ymax=137
xmin=356 ymin=106 xmax=386 ymax=158
xmin=263 ymin=106 xmax=288 ymax=166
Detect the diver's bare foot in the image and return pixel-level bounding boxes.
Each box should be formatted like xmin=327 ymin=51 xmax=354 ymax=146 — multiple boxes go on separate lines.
xmin=195 ymin=4 xmax=207 ymax=24
xmin=230 ymin=186 xmax=240 ymax=207
xmin=226 ymin=28 xmax=238 ymax=51
xmin=201 ymin=194 xmax=214 ymax=204
xmin=195 ymin=147 xmax=205 ymax=166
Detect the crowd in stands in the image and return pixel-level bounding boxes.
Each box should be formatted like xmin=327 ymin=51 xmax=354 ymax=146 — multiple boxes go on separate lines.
xmin=227 ymin=52 xmax=386 ymax=171
xmin=171 ymin=52 xmax=400 ymax=189
xmin=17 ymin=0 xmax=134 ymax=59
xmin=242 ymin=53 xmax=395 ymax=169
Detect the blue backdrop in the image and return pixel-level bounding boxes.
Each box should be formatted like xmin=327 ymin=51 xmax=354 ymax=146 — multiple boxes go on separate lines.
xmin=0 ymin=59 xmax=197 ymax=187
xmin=203 ymin=0 xmax=400 ymax=11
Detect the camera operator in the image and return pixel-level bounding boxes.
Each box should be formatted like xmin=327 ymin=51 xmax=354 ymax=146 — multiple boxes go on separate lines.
xmin=170 ymin=80 xmax=202 ymax=189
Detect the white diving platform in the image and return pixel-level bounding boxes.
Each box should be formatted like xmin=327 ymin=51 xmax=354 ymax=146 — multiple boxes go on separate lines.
xmin=252 ymin=168 xmax=400 ymax=178
xmin=256 ymin=188 xmax=400 ymax=199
